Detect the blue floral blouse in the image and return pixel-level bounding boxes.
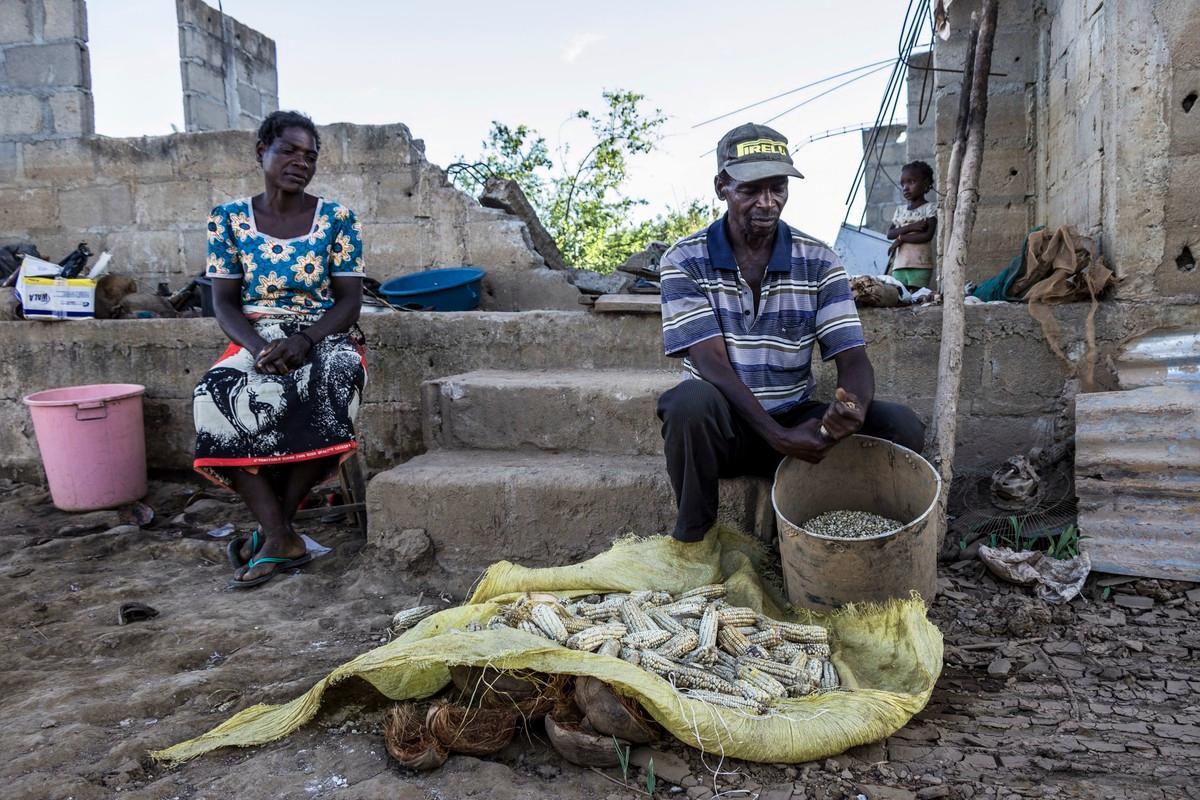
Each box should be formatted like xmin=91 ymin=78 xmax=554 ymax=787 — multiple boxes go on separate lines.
xmin=205 ymin=197 xmax=365 ymax=317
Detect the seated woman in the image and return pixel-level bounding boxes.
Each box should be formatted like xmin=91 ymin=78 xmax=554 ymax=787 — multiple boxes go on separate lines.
xmin=192 ymin=110 xmax=366 ymax=589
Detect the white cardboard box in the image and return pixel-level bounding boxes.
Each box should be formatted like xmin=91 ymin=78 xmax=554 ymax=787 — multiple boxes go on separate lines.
xmin=15 ymin=256 xmax=97 ymax=320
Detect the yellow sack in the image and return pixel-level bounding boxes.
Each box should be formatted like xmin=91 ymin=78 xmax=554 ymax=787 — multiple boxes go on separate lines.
xmin=153 ymin=527 xmax=942 ymax=766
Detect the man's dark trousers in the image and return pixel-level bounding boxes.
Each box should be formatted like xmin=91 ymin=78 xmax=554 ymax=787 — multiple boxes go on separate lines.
xmin=656 ymin=379 xmax=926 ymax=542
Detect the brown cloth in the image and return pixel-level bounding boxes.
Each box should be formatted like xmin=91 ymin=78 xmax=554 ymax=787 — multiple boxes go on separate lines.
xmin=1011 ymin=226 xmax=1114 ymax=303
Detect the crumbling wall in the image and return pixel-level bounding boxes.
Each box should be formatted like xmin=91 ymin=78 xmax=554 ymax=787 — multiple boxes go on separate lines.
xmin=0 ymin=0 xmax=93 ymax=150
xmin=0 ymin=123 xmax=577 ymax=308
xmin=5 ymin=303 xmax=1197 ymax=482
xmin=175 ymin=0 xmax=278 ymax=133
xmin=859 ymin=124 xmax=907 ymax=235
xmin=933 ymin=0 xmax=1037 ymax=284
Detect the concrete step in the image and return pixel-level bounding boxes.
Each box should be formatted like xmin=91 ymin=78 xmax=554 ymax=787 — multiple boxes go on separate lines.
xmin=422 ymin=369 xmax=682 ymax=456
xmin=366 ymin=450 xmax=775 ymax=597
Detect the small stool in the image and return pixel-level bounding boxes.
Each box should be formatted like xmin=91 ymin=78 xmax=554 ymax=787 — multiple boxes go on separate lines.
xmin=293 ymin=451 xmax=367 ymax=535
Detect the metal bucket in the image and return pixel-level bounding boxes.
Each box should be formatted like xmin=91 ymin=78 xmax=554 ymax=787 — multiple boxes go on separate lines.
xmin=772 ymin=435 xmax=941 ymax=612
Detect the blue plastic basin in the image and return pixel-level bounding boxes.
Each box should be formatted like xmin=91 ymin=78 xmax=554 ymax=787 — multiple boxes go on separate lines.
xmin=378 ymin=267 xmax=486 ymax=312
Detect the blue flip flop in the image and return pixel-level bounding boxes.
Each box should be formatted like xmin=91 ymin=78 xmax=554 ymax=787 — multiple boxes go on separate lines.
xmin=229 ymin=551 xmax=314 ymax=589
xmin=225 ymin=529 xmax=262 ymax=570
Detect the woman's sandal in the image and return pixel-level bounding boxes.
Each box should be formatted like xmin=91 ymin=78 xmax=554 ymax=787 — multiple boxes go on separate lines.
xmin=225 ymin=529 xmax=262 ymax=570
xmin=228 ymin=551 xmax=314 ymax=589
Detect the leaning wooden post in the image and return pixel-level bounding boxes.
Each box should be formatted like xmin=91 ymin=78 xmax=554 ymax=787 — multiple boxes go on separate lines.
xmin=937 ymin=23 xmax=980 ymax=284
xmin=928 ymin=0 xmax=999 ymax=545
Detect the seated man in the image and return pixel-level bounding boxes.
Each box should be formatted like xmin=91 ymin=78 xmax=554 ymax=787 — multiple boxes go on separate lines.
xmin=657 ymin=123 xmax=925 ymax=542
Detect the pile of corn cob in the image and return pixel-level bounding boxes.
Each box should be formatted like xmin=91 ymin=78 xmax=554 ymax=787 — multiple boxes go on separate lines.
xmin=479 ymin=584 xmax=840 ymax=715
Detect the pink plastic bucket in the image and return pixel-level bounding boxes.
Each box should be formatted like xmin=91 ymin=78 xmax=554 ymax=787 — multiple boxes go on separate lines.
xmin=23 ymin=383 xmax=147 ymax=512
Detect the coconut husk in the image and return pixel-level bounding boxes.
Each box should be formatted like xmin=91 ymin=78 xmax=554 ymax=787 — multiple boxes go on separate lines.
xmin=382 ymin=703 xmax=447 ymax=771
xmin=544 ymin=709 xmax=627 ymax=767
xmin=575 ymin=676 xmax=658 ymax=744
xmin=449 ymin=665 xmax=541 ymax=704
xmin=425 ymin=700 xmax=517 ymax=756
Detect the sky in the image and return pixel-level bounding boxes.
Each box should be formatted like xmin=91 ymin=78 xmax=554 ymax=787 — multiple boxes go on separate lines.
xmin=87 ymin=0 xmax=931 ymax=245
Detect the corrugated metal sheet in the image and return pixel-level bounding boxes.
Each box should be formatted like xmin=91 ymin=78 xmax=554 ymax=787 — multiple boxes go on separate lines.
xmin=1117 ymin=327 xmax=1200 ymax=389
xmin=833 ymin=223 xmax=890 ymax=276
xmin=1076 ymin=385 xmax=1200 ymax=581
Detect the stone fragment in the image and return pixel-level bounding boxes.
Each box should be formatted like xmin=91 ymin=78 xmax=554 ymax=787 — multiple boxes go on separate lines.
xmin=56 ymin=510 xmax=122 ymax=536
xmin=479 ymin=177 xmax=565 ymax=269
xmin=566 ymin=269 xmax=631 ymax=296
xmin=859 ymin=785 xmax=916 ymax=800
xmin=1113 ymin=594 xmax=1154 ymax=610
xmin=629 ymin=746 xmax=690 ymax=784
xmin=916 ymin=788 xmax=950 ymax=800
xmin=987 ymin=657 xmax=1012 ymax=676
xmin=393 ymin=528 xmax=432 ymax=568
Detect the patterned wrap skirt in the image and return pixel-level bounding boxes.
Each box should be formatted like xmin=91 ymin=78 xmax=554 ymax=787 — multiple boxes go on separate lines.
xmin=193 ymin=317 xmax=366 ymax=486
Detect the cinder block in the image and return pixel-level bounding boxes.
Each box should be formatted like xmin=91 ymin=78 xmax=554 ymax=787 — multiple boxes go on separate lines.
xmin=0 ymin=187 xmax=57 ymax=231
xmin=371 ymin=168 xmax=420 ymax=220
xmin=0 ymin=3 xmax=32 ymax=45
xmin=0 ymin=93 xmax=45 ymax=136
xmin=176 ymin=0 xmax=221 ymax=33
xmin=180 ymin=226 xmax=207 ymax=273
xmin=4 ymin=42 xmax=88 ymax=88
xmin=0 ymin=141 xmax=18 ymax=182
xmin=236 ymin=82 xmax=262 ymax=118
xmin=978 ymin=146 xmax=1033 ymax=202
xmin=983 ymin=87 xmax=1032 ymax=148
xmin=105 ymin=229 xmax=186 ymax=275
xmin=1169 ymin=67 xmax=1200 ymax=157
xmin=57 ymin=182 xmax=134 ymax=230
xmin=177 ymin=25 xmax=224 ymax=66
xmin=48 ymin=89 xmax=93 ymax=135
xmin=422 ymin=369 xmax=676 ymax=455
xmin=464 ymin=219 xmax=543 ymax=270
xmin=1165 ymin=153 xmax=1200 ymax=228
xmin=172 ymin=129 xmax=255 ymax=175
xmin=312 ymin=172 xmax=370 ymax=217
xmin=134 ymin=179 xmax=214 ymax=226
xmin=184 ymin=93 xmax=231 ymax=133
xmin=181 ymin=60 xmax=226 ymax=101
xmin=365 ymin=222 xmax=434 ymax=272
xmin=42 ymin=0 xmax=88 ymax=40
xmin=208 ymin=173 xmax=263 ymax=203
xmin=341 ymin=124 xmax=417 ymax=166
xmin=90 ymin=136 xmax=176 ymax=180
xmin=20 ymin=137 xmax=96 ymax=181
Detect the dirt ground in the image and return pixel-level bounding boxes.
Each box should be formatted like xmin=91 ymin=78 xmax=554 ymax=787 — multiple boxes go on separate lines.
xmin=3 ymin=477 xmax=1198 ymax=800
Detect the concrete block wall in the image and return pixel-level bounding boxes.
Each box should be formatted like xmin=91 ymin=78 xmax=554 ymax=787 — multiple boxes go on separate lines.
xmin=5 ymin=302 xmax=1198 ymax=483
xmin=932 ymin=0 xmax=1037 ymax=285
xmin=175 ymin=0 xmax=278 ymax=133
xmin=859 ymin=124 xmax=907 ymax=234
xmin=905 ymin=51 xmax=937 ymax=168
xmin=0 ymin=122 xmax=573 ymax=308
xmin=0 ymin=0 xmax=93 ymax=142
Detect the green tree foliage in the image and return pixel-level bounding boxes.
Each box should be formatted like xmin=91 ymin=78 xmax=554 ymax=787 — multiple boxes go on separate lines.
xmin=453 ymin=90 xmax=718 ymax=270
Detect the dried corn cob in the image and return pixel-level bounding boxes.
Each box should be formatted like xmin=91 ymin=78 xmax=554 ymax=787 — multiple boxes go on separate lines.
xmin=697 ymin=604 xmax=719 ymax=655
xmin=739 ymin=656 xmax=806 ymax=686
xmin=390 ymin=605 xmax=440 ymax=631
xmin=682 ymin=618 xmax=702 ymax=631
xmin=735 ymin=678 xmax=777 ymax=705
xmin=619 ymin=600 xmax=657 ymax=634
xmin=561 ymin=614 xmax=592 ymax=634
xmin=717 ymin=625 xmax=756 ymax=657
xmin=622 ymin=628 xmax=672 ymax=649
xmin=712 ymin=663 xmax=738 ymax=684
xmin=737 ymin=665 xmax=788 ymax=699
xmin=639 ymin=651 xmax=739 ymax=695
xmin=530 ymin=604 xmax=569 ymax=643
xmin=658 ymin=597 xmax=706 ymax=618
xmin=715 ymin=649 xmax=739 ymax=671
xmin=578 ymin=602 xmax=622 ymax=620
xmin=747 ymin=628 xmax=784 ymax=648
xmin=682 ymin=690 xmax=767 ymax=715
xmin=799 ymin=643 xmax=832 ymax=658
xmin=716 ymin=606 xmax=758 ymax=627
xmin=619 ymin=646 xmax=641 ymax=666
xmin=655 ymin=630 xmax=700 ymax=658
xmin=649 ymin=609 xmax=685 ymax=635
xmin=644 ymin=591 xmax=674 ymax=606
xmin=820 ymin=659 xmax=840 ymax=689
xmin=486 ymin=615 xmax=507 ymax=630
xmin=788 ymin=651 xmax=811 ymax=671
xmin=772 ymin=620 xmax=829 ymax=644
xmin=565 ymin=623 xmax=627 ymax=651
xmin=803 ymin=657 xmax=824 ymax=686
xmin=597 ymin=638 xmax=622 ymax=658
xmin=771 ymin=643 xmax=802 ymax=662
xmin=680 ymin=583 xmax=727 ymax=600
xmin=517 ymin=619 xmax=545 ymax=638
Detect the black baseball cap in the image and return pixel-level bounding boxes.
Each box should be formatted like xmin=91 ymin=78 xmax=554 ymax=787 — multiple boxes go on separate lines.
xmin=716 ymin=123 xmax=804 ymax=181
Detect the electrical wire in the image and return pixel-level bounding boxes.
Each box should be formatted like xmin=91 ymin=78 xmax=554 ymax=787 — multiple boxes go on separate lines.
xmin=690 ymin=57 xmax=896 ymax=129
xmin=842 ymin=0 xmax=936 ymax=226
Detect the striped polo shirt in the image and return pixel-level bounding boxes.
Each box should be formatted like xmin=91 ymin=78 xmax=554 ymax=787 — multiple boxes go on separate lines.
xmin=660 ymin=216 xmax=865 ymax=414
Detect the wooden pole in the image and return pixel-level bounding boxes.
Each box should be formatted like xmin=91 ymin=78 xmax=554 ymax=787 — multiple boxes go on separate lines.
xmin=937 ymin=24 xmax=980 ymax=284
xmin=929 ymin=0 xmax=1000 ymax=545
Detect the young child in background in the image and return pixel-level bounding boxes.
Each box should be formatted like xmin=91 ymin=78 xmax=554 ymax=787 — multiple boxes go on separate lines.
xmin=887 ymin=160 xmax=937 ymax=291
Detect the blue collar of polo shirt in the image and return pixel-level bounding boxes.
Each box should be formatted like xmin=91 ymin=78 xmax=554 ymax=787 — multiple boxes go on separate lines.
xmin=706 ymin=215 xmax=792 ymax=273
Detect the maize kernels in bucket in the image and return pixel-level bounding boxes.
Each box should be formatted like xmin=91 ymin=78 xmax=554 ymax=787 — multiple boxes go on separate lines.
xmin=771 ymin=435 xmax=941 ymax=612
xmin=23 ymin=383 xmax=147 ymax=512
